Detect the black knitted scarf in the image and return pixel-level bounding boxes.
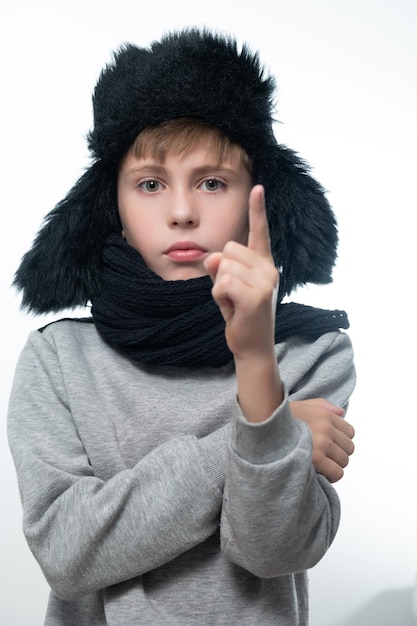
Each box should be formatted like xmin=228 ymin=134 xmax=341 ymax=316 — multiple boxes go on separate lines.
xmin=91 ymin=234 xmax=349 ymax=367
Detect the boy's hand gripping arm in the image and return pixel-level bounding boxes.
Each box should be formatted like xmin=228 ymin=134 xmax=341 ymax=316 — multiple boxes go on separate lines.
xmin=290 ymin=398 xmax=355 ymax=483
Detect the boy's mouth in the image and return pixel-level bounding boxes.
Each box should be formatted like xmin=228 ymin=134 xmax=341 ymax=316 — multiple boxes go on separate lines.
xmin=165 ymin=242 xmax=207 ymax=262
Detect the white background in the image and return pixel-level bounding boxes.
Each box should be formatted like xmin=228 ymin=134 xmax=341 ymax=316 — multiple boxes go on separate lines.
xmin=1 ymin=1 xmax=416 ymax=624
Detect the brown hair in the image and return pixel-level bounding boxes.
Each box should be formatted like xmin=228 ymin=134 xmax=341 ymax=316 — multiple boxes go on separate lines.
xmin=130 ymin=118 xmax=252 ymax=174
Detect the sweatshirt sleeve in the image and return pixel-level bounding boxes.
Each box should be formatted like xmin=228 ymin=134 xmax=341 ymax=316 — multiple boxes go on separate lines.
xmin=7 ymin=330 xmax=228 ymax=601
xmin=220 ymin=331 xmax=355 ymax=578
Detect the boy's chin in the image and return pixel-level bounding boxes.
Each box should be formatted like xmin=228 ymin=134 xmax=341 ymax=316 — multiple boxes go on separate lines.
xmin=158 ymin=267 xmax=209 ymax=281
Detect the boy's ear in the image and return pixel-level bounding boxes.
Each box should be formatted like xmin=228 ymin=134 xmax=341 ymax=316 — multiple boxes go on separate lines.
xmin=259 ymin=144 xmax=338 ymax=299
xmin=13 ymin=162 xmax=121 ymax=314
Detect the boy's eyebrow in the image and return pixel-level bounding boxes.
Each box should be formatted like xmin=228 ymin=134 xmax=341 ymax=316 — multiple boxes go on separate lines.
xmin=124 ymin=164 xmax=167 ymax=177
xmin=191 ymin=164 xmax=240 ymax=177
xmin=123 ymin=163 xmax=240 ymax=178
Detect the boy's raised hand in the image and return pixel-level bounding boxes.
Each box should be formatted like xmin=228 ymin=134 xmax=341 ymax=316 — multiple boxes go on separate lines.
xmin=205 ymin=185 xmax=282 ymax=423
xmin=204 ymin=184 xmax=279 ymax=361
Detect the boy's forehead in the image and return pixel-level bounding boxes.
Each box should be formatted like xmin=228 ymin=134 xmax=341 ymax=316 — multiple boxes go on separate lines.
xmin=126 ymin=120 xmax=252 ymax=175
xmin=120 ymin=145 xmax=248 ymax=175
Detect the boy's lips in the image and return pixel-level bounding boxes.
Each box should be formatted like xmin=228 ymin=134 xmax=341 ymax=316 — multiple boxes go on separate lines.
xmin=165 ymin=242 xmax=207 ymax=262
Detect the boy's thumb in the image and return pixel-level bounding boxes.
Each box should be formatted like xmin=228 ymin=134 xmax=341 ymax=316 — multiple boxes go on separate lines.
xmin=204 ymin=252 xmax=222 ymax=283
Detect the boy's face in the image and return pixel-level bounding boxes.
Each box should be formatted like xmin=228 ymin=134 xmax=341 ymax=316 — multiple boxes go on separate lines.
xmin=117 ymin=145 xmax=252 ymax=280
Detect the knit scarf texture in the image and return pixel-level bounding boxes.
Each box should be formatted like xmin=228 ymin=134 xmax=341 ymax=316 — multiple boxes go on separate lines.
xmin=91 ymin=234 xmax=350 ymax=368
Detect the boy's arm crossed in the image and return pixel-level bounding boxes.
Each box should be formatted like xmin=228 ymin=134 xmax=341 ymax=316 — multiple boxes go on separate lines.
xmin=206 ymin=185 xmax=351 ymax=576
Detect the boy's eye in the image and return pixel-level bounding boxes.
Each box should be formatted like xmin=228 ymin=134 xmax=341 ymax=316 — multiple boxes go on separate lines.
xmin=202 ymin=178 xmax=224 ymax=191
xmin=139 ymin=180 xmax=160 ymax=192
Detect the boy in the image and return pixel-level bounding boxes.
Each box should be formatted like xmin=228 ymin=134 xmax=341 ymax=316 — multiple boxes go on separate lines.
xmin=8 ymin=29 xmax=355 ymax=625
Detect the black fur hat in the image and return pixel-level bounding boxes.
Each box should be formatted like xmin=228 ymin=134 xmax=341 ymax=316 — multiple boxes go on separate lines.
xmin=14 ymin=28 xmax=338 ymax=313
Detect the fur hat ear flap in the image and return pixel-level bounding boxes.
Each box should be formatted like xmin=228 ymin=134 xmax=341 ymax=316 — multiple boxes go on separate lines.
xmin=13 ymin=162 xmax=120 ymax=314
xmin=259 ymin=144 xmax=338 ymax=299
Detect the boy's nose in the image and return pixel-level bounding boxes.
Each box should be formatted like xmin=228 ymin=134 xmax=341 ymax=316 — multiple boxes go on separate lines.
xmin=168 ymin=191 xmax=199 ymax=227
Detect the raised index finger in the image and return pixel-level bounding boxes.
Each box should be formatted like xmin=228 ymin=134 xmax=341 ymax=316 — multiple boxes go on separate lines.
xmin=247 ymin=184 xmax=272 ymax=258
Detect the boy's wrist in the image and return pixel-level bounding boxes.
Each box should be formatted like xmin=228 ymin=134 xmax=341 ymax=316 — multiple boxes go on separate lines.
xmin=234 ymin=351 xmax=284 ymax=423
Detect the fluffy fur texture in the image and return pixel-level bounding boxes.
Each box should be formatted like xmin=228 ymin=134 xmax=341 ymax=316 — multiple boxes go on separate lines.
xmin=14 ymin=28 xmax=338 ymax=313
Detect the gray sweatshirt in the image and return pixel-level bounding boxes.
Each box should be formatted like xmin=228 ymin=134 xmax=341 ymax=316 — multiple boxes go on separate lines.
xmin=8 ymin=320 xmax=355 ymax=625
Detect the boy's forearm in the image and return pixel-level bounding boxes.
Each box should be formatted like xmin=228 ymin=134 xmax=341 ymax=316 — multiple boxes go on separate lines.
xmin=235 ymin=351 xmax=284 ymax=423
